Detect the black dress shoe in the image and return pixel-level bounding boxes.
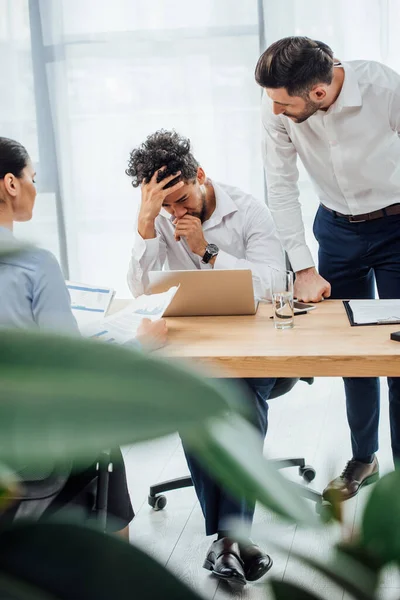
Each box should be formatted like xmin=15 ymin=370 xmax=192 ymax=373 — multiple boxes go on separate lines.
xmin=203 ymin=538 xmax=246 ymax=587
xmin=239 ymin=540 xmax=273 ymax=581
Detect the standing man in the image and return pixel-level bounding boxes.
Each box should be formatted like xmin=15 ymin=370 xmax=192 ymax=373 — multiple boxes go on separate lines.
xmin=126 ymin=129 xmax=285 ymax=587
xmin=255 ymin=36 xmax=400 ymax=501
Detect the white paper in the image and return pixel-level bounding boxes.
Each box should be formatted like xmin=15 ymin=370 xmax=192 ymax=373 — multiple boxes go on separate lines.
xmin=81 ymin=286 xmax=179 ymax=345
xmin=66 ymin=280 xmax=115 ymax=328
xmin=348 ymin=299 xmax=400 ymax=324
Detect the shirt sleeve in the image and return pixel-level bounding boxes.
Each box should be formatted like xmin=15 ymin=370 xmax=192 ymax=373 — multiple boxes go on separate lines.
xmin=214 ymin=199 xmax=285 ymax=300
xmin=127 ymin=224 xmax=168 ymax=297
xmin=31 ymin=250 xmax=80 ymax=335
xmin=387 ymin=67 xmax=400 ymax=135
xmin=261 ymin=94 xmax=315 ymax=272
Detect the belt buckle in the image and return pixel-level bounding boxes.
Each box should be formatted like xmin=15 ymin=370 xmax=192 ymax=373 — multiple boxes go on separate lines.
xmin=348 ymin=215 xmax=366 ymax=223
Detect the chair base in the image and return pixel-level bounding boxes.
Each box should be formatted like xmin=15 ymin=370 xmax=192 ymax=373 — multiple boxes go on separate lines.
xmin=148 ymin=457 xmax=328 ymax=516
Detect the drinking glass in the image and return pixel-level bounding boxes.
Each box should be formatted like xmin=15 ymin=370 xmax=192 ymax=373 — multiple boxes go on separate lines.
xmin=272 ymin=270 xmax=294 ymax=330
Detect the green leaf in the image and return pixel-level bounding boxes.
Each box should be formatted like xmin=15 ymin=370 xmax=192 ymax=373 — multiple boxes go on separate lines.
xmin=0 ymin=464 xmax=20 ymax=512
xmin=0 ymin=521 xmax=204 ymax=600
xmin=0 ymin=329 xmax=243 ymax=469
xmin=270 ymin=579 xmax=326 ymax=600
xmin=269 ymin=539 xmax=377 ymax=600
xmin=361 ymin=470 xmax=400 ymax=565
xmin=0 ymin=573 xmax=56 ymax=600
xmin=184 ymin=414 xmax=317 ymax=526
xmin=336 ymin=543 xmax=384 ymax=575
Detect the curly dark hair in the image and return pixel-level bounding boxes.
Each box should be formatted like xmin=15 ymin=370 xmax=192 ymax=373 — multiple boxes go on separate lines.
xmin=126 ymin=130 xmax=199 ymax=189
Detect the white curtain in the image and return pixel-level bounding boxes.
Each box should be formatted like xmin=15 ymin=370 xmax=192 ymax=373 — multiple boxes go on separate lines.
xmin=0 ymin=0 xmax=61 ymax=260
xmin=1 ymin=0 xmax=398 ymax=292
xmin=2 ymin=0 xmax=263 ymax=294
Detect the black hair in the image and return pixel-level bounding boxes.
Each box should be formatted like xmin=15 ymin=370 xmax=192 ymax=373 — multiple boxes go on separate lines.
xmin=126 ymin=130 xmax=199 ymax=189
xmin=255 ymin=36 xmax=334 ymax=97
xmin=0 ymin=137 xmax=30 ymax=179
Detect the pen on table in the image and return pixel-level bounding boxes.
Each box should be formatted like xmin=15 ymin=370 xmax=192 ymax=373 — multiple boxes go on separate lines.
xmin=269 ymin=311 xmax=308 ymax=319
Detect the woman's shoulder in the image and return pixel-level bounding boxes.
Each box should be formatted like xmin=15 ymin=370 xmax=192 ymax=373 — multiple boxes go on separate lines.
xmin=18 ymin=246 xmax=61 ymax=274
xmin=0 ymin=247 xmax=64 ymax=291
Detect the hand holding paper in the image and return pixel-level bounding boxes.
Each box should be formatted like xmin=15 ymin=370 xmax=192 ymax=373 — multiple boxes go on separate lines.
xmin=136 ymin=318 xmax=168 ymax=350
xmin=81 ymin=286 xmax=179 ymax=346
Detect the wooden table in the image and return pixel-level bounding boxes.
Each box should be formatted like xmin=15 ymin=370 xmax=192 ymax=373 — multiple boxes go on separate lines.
xmin=151 ymin=301 xmax=400 ymax=378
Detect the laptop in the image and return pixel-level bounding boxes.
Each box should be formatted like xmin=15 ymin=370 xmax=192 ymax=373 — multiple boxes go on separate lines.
xmin=148 ymin=269 xmax=258 ymax=317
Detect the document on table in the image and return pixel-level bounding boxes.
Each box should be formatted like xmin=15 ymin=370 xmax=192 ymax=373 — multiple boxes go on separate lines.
xmin=81 ymin=286 xmax=179 ymax=345
xmin=346 ymin=299 xmax=400 ymax=325
xmin=66 ymin=281 xmax=115 ymax=328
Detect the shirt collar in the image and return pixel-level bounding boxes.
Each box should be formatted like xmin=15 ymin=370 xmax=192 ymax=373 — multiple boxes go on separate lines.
xmin=159 ymin=180 xmax=238 ymax=228
xmin=331 ymin=62 xmax=363 ymax=112
xmin=205 ymin=181 xmax=238 ymax=229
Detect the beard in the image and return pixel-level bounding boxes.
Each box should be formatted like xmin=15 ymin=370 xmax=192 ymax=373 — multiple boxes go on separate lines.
xmin=284 ymin=98 xmax=321 ymax=123
xmin=188 ymin=190 xmax=207 ymax=223
xmin=189 ymin=205 xmax=207 ymax=223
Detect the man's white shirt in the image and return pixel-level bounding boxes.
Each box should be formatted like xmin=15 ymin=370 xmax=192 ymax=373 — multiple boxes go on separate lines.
xmin=262 ymin=60 xmax=400 ymax=272
xmin=128 ymin=181 xmax=284 ymax=299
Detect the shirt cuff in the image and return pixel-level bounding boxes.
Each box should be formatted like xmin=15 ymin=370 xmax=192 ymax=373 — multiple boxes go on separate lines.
xmin=287 ymin=245 xmax=315 ymax=273
xmin=213 ymin=249 xmax=238 ymax=270
xmin=132 ymin=231 xmax=160 ymax=261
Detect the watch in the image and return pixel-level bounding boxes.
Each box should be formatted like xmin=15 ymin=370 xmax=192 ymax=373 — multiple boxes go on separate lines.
xmin=201 ymin=243 xmax=219 ymax=264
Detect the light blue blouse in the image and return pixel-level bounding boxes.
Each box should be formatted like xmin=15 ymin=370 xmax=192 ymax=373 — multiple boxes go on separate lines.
xmin=0 ymin=226 xmax=79 ymax=334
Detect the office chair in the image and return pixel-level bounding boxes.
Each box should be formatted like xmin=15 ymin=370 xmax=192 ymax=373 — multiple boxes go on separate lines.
xmin=2 ymin=451 xmax=112 ymax=531
xmin=148 ymin=378 xmax=330 ymax=518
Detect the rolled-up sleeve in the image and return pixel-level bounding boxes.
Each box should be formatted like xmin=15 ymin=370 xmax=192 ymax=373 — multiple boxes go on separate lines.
xmin=127 ymin=226 xmax=167 ymax=297
xmin=261 ymin=94 xmax=314 ymax=272
xmin=388 ymin=75 xmax=400 ymax=135
xmin=214 ymin=200 xmax=285 ymax=300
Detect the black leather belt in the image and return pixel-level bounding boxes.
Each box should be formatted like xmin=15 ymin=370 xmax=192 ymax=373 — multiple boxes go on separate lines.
xmin=320 ymin=203 xmax=400 ymax=222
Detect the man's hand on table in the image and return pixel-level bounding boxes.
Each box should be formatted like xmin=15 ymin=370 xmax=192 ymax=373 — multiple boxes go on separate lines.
xmin=294 ymin=267 xmax=331 ymax=303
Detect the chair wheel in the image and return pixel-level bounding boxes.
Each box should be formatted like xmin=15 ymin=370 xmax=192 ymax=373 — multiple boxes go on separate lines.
xmin=299 ymin=465 xmax=316 ymax=483
xmin=148 ymin=495 xmax=167 ymax=511
xmin=316 ymin=500 xmax=333 ymax=522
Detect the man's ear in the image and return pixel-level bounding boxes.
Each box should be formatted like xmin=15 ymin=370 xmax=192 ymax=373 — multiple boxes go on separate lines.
xmin=309 ymin=84 xmax=328 ymax=103
xmin=3 ymin=173 xmax=18 ymax=197
xmin=197 ymin=166 xmax=206 ymax=184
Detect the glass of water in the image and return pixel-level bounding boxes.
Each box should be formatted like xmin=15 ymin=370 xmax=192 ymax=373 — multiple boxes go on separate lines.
xmin=272 ymin=270 xmax=294 ymax=329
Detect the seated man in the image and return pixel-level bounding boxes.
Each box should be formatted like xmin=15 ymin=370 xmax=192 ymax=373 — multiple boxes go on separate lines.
xmin=126 ymin=130 xmax=285 ymax=587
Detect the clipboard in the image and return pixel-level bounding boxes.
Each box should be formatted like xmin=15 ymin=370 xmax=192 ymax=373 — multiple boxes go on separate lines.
xmin=343 ymin=300 xmax=400 ymax=327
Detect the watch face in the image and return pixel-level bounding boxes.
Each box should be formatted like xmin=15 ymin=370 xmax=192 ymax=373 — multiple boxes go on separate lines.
xmin=207 ymin=244 xmax=219 ymax=254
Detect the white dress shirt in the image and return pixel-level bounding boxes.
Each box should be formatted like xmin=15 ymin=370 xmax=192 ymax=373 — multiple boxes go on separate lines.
xmin=261 ymin=60 xmax=400 ymax=272
xmin=128 ymin=181 xmax=285 ymax=299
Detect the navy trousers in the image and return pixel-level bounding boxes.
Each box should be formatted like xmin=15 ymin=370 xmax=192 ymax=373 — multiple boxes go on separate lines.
xmin=314 ymin=205 xmax=400 ymax=462
xmin=182 ymin=377 xmax=276 ymax=536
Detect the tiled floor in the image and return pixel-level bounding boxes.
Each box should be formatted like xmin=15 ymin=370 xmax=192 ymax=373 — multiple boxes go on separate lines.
xmin=124 ymin=377 xmax=399 ymax=599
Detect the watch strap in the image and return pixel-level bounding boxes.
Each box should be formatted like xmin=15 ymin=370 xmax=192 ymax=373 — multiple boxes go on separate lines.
xmin=202 ymin=244 xmax=219 ymax=264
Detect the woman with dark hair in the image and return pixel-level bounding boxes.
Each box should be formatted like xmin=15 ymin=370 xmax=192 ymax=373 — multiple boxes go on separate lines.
xmin=0 ymin=136 xmax=166 ymax=538
xmin=0 ymin=137 xmax=85 ymax=332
